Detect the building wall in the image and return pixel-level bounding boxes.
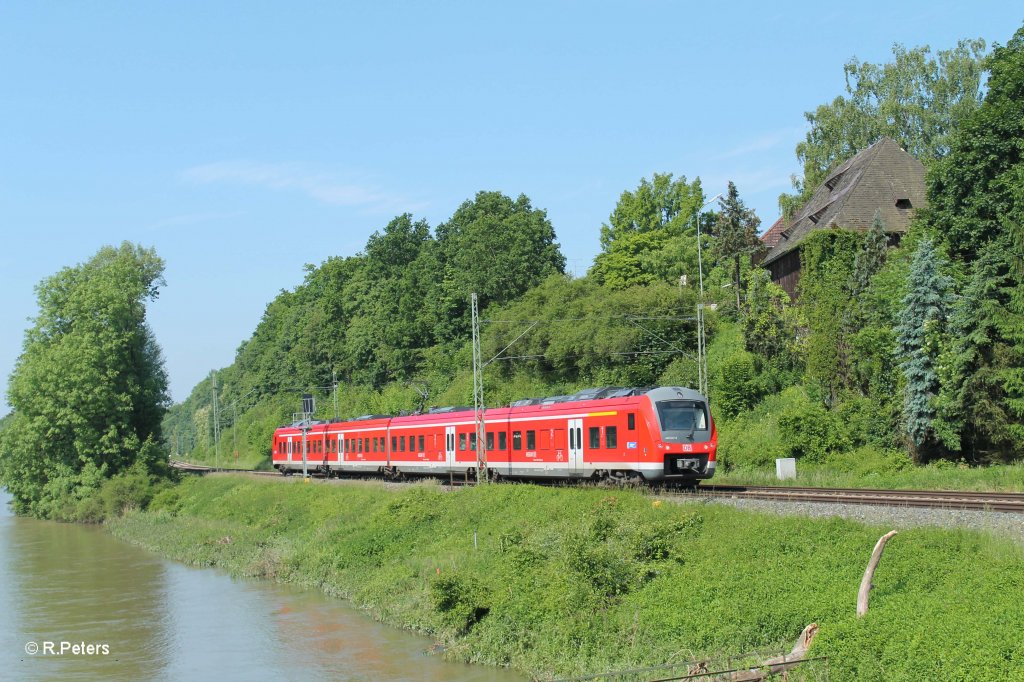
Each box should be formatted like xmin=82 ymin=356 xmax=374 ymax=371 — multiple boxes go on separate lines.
xmin=766 ymin=249 xmax=801 ymax=299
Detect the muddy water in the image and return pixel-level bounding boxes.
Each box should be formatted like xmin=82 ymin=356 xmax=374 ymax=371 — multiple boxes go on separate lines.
xmin=0 ymin=491 xmax=523 ymax=681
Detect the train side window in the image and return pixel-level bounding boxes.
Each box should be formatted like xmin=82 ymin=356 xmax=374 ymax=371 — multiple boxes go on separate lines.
xmin=606 ymin=426 xmax=618 ymax=449
xmin=499 ymin=432 xmax=507 ymax=450
xmin=391 ymin=436 xmax=397 ymax=451
xmin=589 ymin=427 xmax=600 ymax=449
xmin=418 ymin=435 xmax=424 ymax=452
xmin=526 ymin=430 xmax=536 ymax=450
xmin=486 ymin=431 xmax=494 ymax=450
xmin=459 ymin=433 xmax=466 ymax=451
xmin=469 ymin=432 xmax=477 ymax=450
xmin=627 ymin=413 xmax=636 ymax=430
xmin=512 ymin=431 xmax=522 ymax=450
xmin=362 ymin=438 xmax=368 ymax=452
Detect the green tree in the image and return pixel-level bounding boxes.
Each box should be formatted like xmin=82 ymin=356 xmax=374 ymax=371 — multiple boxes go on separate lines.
xmin=935 ymin=241 xmax=1024 ymax=460
xmin=850 ymin=210 xmax=889 ymax=297
xmin=349 ymin=214 xmax=438 ymax=385
xmin=717 ymin=351 xmax=757 ymax=417
xmin=0 ymin=243 xmax=169 ymax=517
xmin=798 ymin=231 xmax=861 ymax=406
xmin=896 ymin=239 xmax=954 ymax=460
xmin=924 ymin=24 xmax=1024 ymax=460
xmin=590 ymin=173 xmax=706 ymax=289
xmin=927 ymin=27 xmax=1024 ymax=262
xmin=742 ymin=269 xmax=798 ymax=367
xmin=433 ymin=191 xmax=565 ymax=341
xmin=780 ymin=39 xmax=987 ymax=215
xmin=712 ymin=182 xmax=763 ymax=308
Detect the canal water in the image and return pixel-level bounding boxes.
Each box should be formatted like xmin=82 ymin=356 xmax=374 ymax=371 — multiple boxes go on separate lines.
xmin=0 ymin=491 xmax=523 ymax=681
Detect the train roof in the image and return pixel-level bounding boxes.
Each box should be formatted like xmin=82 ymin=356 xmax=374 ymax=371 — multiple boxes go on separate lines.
xmin=510 ymin=386 xmax=656 ymax=407
xmin=644 ymin=386 xmax=708 ymax=402
xmin=274 ymin=386 xmax=707 ymax=431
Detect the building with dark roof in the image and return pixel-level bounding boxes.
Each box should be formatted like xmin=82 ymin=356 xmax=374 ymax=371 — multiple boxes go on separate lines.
xmin=761 ymin=138 xmax=927 ymax=297
xmin=760 ymin=216 xmax=786 ymax=248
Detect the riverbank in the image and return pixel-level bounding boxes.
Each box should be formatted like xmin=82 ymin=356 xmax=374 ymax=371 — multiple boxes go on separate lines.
xmin=108 ymin=476 xmax=1024 ymax=680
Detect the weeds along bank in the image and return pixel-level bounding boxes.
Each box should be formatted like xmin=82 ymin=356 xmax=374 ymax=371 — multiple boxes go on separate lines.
xmin=108 ymin=476 xmax=1024 ymax=680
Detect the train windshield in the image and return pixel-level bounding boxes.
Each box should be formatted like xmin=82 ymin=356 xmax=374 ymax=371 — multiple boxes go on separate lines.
xmin=656 ymin=400 xmax=708 ymax=432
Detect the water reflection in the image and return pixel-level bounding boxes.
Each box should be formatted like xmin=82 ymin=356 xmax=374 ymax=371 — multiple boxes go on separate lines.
xmin=0 ymin=492 xmax=522 ymax=681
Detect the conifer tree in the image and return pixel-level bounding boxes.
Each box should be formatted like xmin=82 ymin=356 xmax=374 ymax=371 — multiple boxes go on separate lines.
xmin=896 ymin=239 xmax=953 ymax=460
xmin=935 ymin=241 xmax=1024 ymax=460
xmin=713 ymin=182 xmax=763 ymax=308
xmin=850 ymin=210 xmax=889 ymax=297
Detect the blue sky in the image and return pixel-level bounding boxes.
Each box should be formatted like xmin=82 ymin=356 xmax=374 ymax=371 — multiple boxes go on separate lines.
xmin=1 ymin=2 xmax=1019 ymax=408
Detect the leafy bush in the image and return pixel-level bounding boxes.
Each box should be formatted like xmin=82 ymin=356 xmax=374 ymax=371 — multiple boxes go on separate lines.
xmin=823 ymin=446 xmax=913 ymax=477
xmin=778 ymin=391 xmax=850 ymax=462
xmin=716 ymin=351 xmax=758 ymax=417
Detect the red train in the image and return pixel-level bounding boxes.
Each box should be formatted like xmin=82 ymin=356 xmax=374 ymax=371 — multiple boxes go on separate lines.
xmin=271 ymin=386 xmax=716 ymax=483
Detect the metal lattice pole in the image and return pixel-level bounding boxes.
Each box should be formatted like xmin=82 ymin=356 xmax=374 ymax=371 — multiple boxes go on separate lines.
xmin=694 ymin=193 xmax=722 ymax=399
xmin=211 ymin=371 xmax=221 ymax=469
xmin=471 ymin=293 xmax=487 ymax=483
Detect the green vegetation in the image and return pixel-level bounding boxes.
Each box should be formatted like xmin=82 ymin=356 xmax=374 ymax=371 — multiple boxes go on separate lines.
xmin=109 ymin=476 xmax=1024 ymax=680
xmin=0 ymin=243 xmax=175 ymax=519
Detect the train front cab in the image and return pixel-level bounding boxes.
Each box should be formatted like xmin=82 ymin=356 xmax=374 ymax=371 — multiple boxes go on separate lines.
xmin=642 ymin=387 xmax=716 ymax=482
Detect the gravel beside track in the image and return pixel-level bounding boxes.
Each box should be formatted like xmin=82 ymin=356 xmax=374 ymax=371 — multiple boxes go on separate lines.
xmin=691 ymin=494 xmax=1024 ymax=543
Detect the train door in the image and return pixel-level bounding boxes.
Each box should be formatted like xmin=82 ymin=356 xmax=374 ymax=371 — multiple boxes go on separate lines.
xmin=567 ymin=418 xmax=583 ymax=474
xmin=445 ymin=426 xmax=456 ymax=469
xmin=338 ymin=432 xmax=345 ymax=462
xmin=287 ymin=436 xmax=293 ymax=463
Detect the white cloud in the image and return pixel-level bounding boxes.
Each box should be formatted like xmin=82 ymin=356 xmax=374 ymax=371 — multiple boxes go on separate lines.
xmin=181 ymin=161 xmax=427 ymax=213
xmin=712 ymin=126 xmax=807 ymax=161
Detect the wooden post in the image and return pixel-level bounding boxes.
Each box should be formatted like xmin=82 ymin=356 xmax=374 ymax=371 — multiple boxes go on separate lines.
xmin=857 ymin=530 xmax=898 ymax=618
xmin=725 ymin=623 xmax=820 ymax=681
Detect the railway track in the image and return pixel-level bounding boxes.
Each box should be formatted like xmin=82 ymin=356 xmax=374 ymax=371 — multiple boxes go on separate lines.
xmin=694 ymin=484 xmax=1024 ymax=514
xmin=170 ymin=460 xmax=280 ymax=476
xmin=169 ymin=461 xmax=1024 ymax=513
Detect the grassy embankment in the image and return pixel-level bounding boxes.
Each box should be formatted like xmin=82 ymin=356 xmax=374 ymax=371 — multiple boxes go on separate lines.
xmin=109 ymin=475 xmax=1024 ymax=681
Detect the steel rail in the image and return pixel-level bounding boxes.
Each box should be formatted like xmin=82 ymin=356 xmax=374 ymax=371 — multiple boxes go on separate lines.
xmin=169 ymin=461 xmax=1024 ymax=512
xmin=694 ymin=484 xmax=1024 ymax=513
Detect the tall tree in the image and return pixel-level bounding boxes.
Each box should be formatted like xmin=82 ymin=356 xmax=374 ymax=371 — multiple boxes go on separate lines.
xmin=0 ymin=243 xmax=169 ymax=517
xmin=712 ymin=182 xmax=763 ymax=309
xmin=742 ymin=269 xmax=798 ymax=367
xmin=780 ymin=39 xmax=987 ymax=216
xmin=935 ymin=241 xmax=1024 ymax=460
xmin=434 ymin=191 xmax=565 ymax=341
xmin=849 ymin=210 xmax=889 ymax=298
xmin=927 ymin=26 xmax=1024 ymax=262
xmin=896 ymin=239 xmax=954 ymax=461
xmin=925 ymin=25 xmax=1024 ymax=458
xmin=590 ymin=173 xmax=706 ymax=289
